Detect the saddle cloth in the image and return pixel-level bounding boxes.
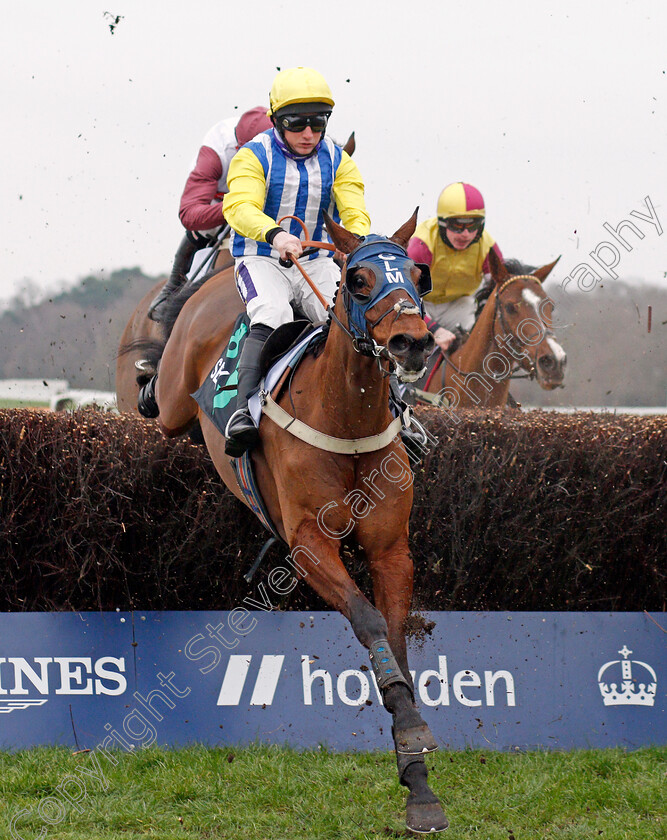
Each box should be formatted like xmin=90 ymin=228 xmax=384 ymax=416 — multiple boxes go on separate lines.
xmin=192 ymin=320 xmax=324 ymax=435
xmin=192 ymin=323 xmax=324 ymax=541
xmin=192 ymin=322 xmax=412 ymax=539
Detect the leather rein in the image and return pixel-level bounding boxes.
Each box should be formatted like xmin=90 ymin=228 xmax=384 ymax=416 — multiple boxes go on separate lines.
xmin=281 ymin=218 xmax=417 ymax=373
xmin=259 ymin=219 xmax=414 ymax=454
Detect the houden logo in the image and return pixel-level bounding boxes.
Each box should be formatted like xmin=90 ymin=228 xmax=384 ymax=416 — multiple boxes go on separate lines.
xmin=216 ymin=654 xmax=517 ymax=708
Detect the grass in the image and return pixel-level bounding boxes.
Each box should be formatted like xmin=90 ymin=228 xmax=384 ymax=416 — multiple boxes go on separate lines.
xmin=0 ymin=399 xmax=49 ymax=408
xmin=0 ymin=746 xmax=664 ymax=839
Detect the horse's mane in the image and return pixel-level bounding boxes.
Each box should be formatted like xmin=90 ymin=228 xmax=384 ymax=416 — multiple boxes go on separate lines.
xmin=306 ymin=277 xmax=342 ymax=359
xmin=160 ymin=271 xmax=218 ymax=339
xmin=116 ymin=267 xmax=228 ymax=369
xmin=503 ymin=258 xmax=537 ymax=277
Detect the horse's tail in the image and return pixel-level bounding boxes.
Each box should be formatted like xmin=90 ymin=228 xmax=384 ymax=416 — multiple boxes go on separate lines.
xmin=117 ymin=338 xmax=166 ymax=385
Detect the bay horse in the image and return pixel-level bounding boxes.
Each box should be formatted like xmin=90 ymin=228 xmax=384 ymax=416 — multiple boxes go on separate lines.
xmin=115 ymin=245 xmax=234 ymax=412
xmin=123 ymin=211 xmax=449 ymax=833
xmin=421 ymin=250 xmax=566 ymax=410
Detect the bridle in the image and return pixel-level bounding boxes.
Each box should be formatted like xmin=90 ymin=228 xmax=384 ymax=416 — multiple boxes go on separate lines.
xmin=329 ymin=288 xmax=422 ymax=373
xmin=428 ymin=273 xmax=555 ymax=390
xmin=258 ymin=220 xmax=424 ymax=453
xmin=278 ymin=218 xmax=425 ymax=376
xmin=491 ymin=274 xmax=556 ymax=379
xmin=332 ymin=235 xmax=427 ymax=375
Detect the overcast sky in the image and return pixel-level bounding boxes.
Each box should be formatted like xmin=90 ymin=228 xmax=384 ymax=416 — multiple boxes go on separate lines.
xmin=1 ymin=1 xmax=665 ymax=308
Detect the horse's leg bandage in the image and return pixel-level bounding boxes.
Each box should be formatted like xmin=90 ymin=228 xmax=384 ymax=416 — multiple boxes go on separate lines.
xmin=368 ymin=639 xmax=410 ymax=691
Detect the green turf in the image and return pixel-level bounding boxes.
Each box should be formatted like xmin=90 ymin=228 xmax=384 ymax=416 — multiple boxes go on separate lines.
xmin=0 ymin=399 xmax=49 ymax=408
xmin=0 ymin=746 xmax=664 ymax=839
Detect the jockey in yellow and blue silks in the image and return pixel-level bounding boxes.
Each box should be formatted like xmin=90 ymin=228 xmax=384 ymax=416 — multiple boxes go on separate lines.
xmin=222 ymin=66 xmax=371 ymax=457
xmin=407 ymin=182 xmax=503 ymax=353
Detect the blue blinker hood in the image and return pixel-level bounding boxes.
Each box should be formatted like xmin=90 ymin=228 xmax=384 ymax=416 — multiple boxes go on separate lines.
xmin=344 ymin=236 xmax=425 ymax=327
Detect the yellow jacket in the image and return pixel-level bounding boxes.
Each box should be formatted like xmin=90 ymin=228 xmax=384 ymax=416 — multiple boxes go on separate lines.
xmin=223 ymin=132 xmax=370 ymax=257
xmin=410 ymin=217 xmax=498 ymax=304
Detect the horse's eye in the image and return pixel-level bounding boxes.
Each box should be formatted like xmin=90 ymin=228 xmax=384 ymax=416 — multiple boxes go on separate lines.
xmin=347 ymin=269 xmax=373 ymax=297
xmin=505 ymin=302 xmax=518 ymax=315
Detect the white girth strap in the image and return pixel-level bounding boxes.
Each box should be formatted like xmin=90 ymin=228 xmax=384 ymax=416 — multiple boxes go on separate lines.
xmin=261 ymin=393 xmax=407 ymax=454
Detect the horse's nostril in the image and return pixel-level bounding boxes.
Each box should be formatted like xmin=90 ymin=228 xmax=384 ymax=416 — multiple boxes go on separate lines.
xmin=388 ymin=335 xmax=410 ymax=355
xmin=539 ymin=355 xmax=555 ymax=370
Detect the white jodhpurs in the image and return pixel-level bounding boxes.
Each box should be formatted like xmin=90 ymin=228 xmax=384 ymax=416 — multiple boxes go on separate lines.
xmin=424 ymin=294 xmax=477 ymax=333
xmin=234 ymin=255 xmax=340 ymax=328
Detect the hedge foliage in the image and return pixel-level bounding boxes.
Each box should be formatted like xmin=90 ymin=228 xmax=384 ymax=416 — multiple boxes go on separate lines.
xmin=0 ymin=408 xmax=664 ymax=612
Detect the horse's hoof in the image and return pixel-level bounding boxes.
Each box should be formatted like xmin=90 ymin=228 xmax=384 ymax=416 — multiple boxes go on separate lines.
xmin=406 ymin=800 xmax=449 ymax=834
xmin=395 ymin=723 xmax=439 ymax=755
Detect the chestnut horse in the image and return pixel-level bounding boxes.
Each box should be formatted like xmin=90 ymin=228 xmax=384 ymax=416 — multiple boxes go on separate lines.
xmin=422 ymin=250 xmax=566 ymax=410
xmin=121 ymin=212 xmax=449 ymax=833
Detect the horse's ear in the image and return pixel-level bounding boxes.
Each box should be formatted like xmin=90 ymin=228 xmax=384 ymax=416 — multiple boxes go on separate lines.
xmin=342 ymin=131 xmax=355 ymax=156
xmin=390 ymin=207 xmax=419 ymax=249
xmin=532 ymin=256 xmax=561 ymax=283
xmin=323 ymin=210 xmax=363 ymax=254
xmin=489 ymin=247 xmax=510 ymax=285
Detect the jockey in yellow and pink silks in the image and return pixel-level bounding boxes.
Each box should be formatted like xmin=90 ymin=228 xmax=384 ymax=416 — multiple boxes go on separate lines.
xmin=221 ymin=66 xmax=371 ymax=457
xmin=407 ymin=182 xmax=503 ymax=353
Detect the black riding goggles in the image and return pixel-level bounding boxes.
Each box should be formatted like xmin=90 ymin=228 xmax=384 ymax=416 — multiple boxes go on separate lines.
xmin=278 ymin=113 xmax=329 ymax=133
xmin=439 ymin=216 xmax=485 ymax=233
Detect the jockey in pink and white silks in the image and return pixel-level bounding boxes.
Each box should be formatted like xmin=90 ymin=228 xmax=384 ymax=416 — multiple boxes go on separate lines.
xmin=148 ymin=107 xmax=272 ymax=322
xmin=221 ymin=66 xmax=370 ymax=457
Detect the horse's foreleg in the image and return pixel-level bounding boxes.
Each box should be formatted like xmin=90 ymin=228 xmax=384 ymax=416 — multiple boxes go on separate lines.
xmin=289 ymin=520 xmax=447 ymax=833
xmin=288 ymin=519 xmax=389 ymax=634
xmin=364 ymin=542 xmax=437 ymax=751
xmin=290 ymin=535 xmax=429 ymax=751
xmin=289 ymin=520 xmax=414 ymax=695
xmin=367 ymin=544 xmax=414 ymax=681
xmin=366 ymin=541 xmax=448 ymax=834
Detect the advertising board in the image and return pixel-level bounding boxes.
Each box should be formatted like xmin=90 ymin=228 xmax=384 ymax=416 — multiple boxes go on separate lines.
xmin=0 ymin=611 xmax=663 ymax=752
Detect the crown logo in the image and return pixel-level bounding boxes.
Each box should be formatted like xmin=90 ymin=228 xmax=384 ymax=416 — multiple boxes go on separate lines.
xmin=598 ymin=645 xmax=657 ymax=707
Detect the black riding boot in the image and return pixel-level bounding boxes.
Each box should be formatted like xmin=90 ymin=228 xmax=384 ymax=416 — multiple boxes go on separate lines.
xmin=224 ymin=324 xmax=273 ymax=458
xmin=148 ymin=233 xmax=206 ymax=323
xmin=137 ymin=374 xmax=159 ymax=418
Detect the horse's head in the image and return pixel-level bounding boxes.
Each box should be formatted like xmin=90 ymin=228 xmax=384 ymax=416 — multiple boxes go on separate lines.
xmin=488 ymin=250 xmax=567 ymax=390
xmin=324 ymin=210 xmax=435 ymax=381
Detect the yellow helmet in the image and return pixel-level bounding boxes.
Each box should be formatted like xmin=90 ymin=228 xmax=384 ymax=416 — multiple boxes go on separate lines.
xmin=268 ymin=67 xmax=335 ymax=117
xmin=436 ymin=182 xmax=486 ymax=220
